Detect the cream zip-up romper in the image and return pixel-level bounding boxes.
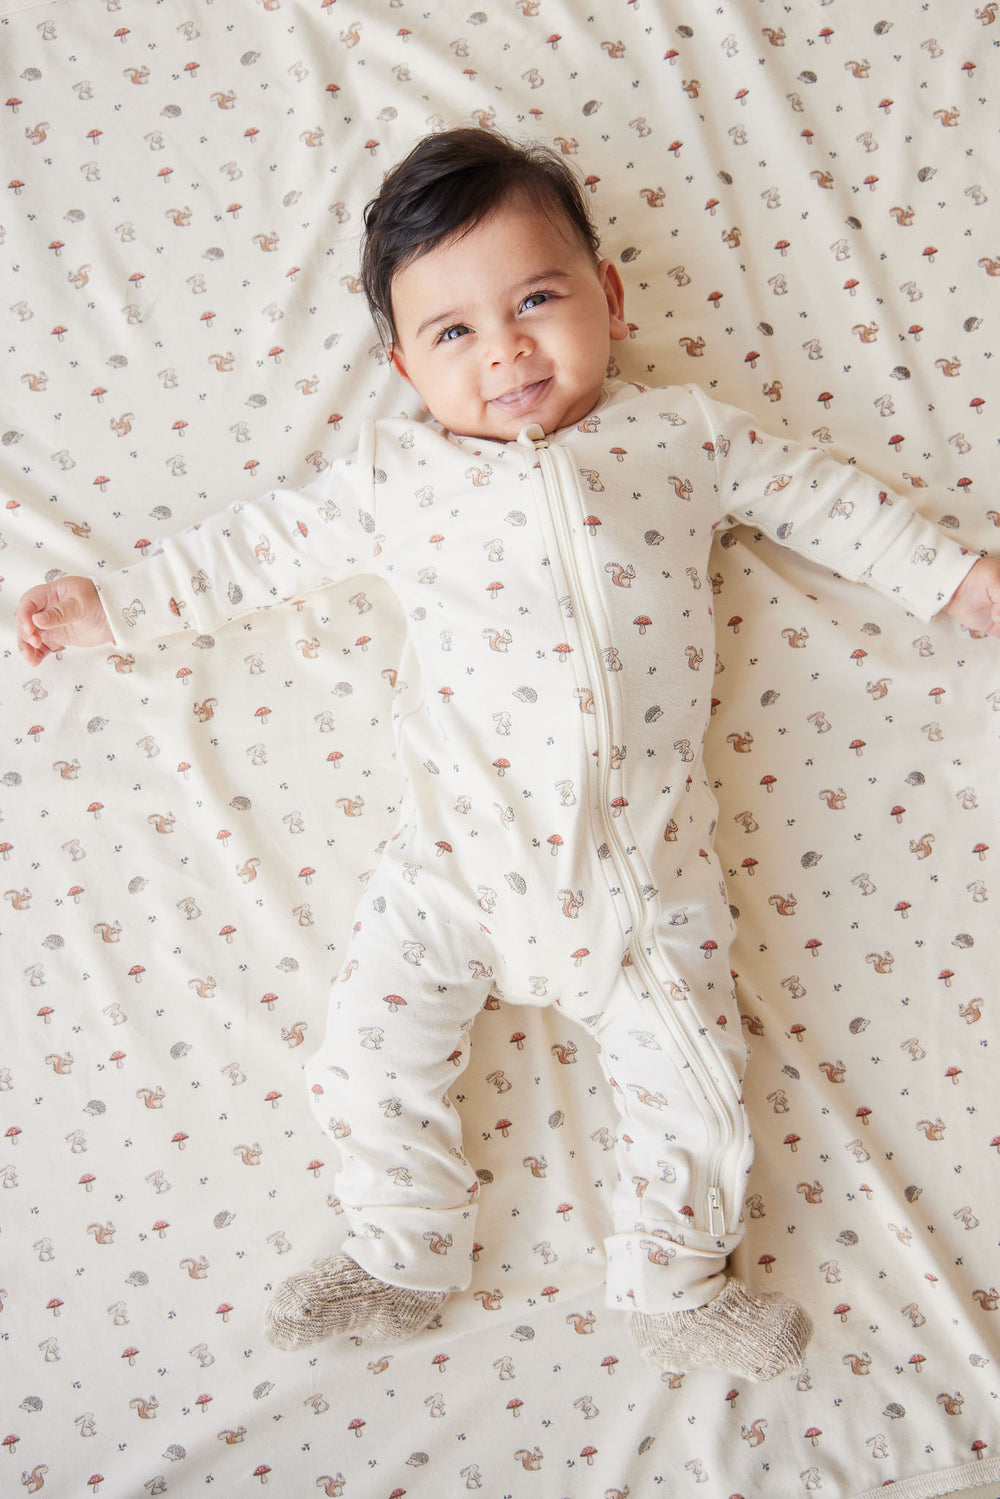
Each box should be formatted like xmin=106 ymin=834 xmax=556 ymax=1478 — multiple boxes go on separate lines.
xmin=99 ymin=381 xmax=973 ymax=1312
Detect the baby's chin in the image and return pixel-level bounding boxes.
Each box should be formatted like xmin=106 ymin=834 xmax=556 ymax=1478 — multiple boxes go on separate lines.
xmin=443 ymin=393 xmax=597 ymax=443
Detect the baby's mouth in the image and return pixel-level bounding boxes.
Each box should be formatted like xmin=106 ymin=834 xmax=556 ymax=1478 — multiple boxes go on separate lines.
xmin=488 ymin=377 xmax=551 ymax=414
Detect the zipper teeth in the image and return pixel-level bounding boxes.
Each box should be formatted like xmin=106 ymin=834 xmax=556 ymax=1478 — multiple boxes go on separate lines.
xmin=536 ymin=438 xmax=740 ymax=1233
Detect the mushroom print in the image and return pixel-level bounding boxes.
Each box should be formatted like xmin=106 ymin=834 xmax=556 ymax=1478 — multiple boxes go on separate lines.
xmin=1 ymin=3 xmax=997 ymax=1498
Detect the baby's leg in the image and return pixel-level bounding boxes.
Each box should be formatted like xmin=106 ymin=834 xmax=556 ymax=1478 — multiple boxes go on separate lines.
xmin=569 ymin=967 xmax=810 ymax=1381
xmin=266 ymin=841 xmax=496 ymax=1349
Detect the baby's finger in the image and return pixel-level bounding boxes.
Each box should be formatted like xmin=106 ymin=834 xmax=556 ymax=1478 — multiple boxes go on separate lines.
xmin=16 ymin=589 xmax=46 ymax=631
xmin=17 ymin=633 xmax=48 ymax=665
xmin=32 ymin=601 xmax=75 ymax=630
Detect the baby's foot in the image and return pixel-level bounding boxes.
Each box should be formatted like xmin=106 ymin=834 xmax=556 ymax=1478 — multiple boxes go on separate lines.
xmin=630 ymin=1277 xmax=812 ymax=1382
xmin=265 ymin=1252 xmax=447 ymax=1351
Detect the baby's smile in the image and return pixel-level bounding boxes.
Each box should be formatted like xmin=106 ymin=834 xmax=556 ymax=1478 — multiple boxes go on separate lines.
xmin=487 ymin=376 xmax=552 ymax=415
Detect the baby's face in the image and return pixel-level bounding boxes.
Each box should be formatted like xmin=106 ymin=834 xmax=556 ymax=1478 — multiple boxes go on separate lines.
xmin=389 ymin=197 xmax=628 ymax=441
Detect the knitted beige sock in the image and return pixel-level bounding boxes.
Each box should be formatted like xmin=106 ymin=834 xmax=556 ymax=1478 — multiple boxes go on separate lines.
xmin=264 ymin=1253 xmax=447 ymax=1352
xmin=630 ymin=1277 xmax=812 ymax=1382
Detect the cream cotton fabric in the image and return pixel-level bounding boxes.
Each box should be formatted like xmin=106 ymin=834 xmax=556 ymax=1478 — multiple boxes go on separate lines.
xmin=94 ymin=381 xmax=973 ymax=1313
xmin=2 ymin=3 xmax=998 ymax=1497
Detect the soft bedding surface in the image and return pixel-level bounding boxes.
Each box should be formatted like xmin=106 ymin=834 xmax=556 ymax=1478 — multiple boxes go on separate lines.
xmin=2 ymin=2 xmax=998 ymax=1496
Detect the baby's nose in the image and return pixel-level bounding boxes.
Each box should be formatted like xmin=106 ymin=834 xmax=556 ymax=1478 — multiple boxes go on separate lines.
xmin=489 ymin=324 xmax=533 ymax=365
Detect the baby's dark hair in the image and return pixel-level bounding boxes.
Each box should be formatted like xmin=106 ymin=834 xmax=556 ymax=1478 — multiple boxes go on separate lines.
xmin=360 ymin=127 xmax=601 ymax=347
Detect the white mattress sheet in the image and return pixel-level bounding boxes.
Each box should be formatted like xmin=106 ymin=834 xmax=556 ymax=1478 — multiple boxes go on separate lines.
xmin=2 ymin=1 xmax=998 ymax=1495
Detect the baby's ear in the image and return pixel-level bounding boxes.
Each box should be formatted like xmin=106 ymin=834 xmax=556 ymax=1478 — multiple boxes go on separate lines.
xmin=600 ymin=260 xmax=629 ymax=342
xmin=389 ymin=347 xmax=411 ymax=384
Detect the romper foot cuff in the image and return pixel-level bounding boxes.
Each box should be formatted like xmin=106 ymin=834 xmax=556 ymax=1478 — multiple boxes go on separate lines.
xmin=630 ymin=1277 xmax=812 ymax=1382
xmin=264 ymin=1252 xmax=447 ymax=1351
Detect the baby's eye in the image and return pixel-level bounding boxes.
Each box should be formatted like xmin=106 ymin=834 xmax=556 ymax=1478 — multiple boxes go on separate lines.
xmin=521 ymin=291 xmax=550 ymax=311
xmin=437 ymin=324 xmax=470 ymax=344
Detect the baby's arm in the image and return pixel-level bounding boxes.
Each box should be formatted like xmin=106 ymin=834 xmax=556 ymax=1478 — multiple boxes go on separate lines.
xmin=939 ymin=555 xmax=1000 ymax=638
xmin=15 ymin=436 xmax=377 ymax=657
xmin=16 ymin=576 xmax=114 ymax=666
xmin=689 ymin=386 xmax=985 ymax=624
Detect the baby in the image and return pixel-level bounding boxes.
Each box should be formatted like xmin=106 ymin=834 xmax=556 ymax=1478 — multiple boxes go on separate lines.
xmin=17 ymin=128 xmax=1000 ymax=1382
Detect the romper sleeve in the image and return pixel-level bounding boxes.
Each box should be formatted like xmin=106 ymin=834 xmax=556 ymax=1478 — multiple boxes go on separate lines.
xmin=688 ymin=387 xmax=977 ymax=621
xmin=95 ymin=424 xmax=380 ymax=646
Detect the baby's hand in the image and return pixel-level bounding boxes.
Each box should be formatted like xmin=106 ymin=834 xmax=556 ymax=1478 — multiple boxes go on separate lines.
xmin=940 ymin=556 xmax=1000 ymax=639
xmin=16 ymin=576 xmax=114 ymax=665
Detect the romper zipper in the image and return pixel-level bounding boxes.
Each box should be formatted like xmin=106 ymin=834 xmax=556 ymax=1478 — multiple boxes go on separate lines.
xmin=530 ymin=429 xmax=741 ymax=1242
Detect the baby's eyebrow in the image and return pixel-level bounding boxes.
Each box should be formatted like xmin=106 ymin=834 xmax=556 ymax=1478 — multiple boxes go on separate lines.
xmin=415 ymin=306 xmax=463 ymax=341
xmin=415 ymin=268 xmax=571 ymax=341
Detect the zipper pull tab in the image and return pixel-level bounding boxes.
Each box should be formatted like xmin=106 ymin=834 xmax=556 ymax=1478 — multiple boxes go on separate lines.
xmin=706 ymin=1185 xmax=724 ymax=1237
xmin=524 ymin=422 xmax=547 ymax=450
